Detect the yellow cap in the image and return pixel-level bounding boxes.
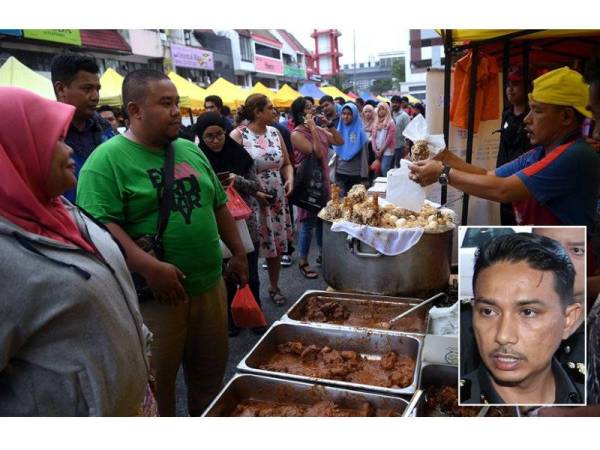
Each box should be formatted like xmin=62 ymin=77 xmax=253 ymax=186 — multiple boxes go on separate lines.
xmin=529 ymin=66 xmax=592 ymax=118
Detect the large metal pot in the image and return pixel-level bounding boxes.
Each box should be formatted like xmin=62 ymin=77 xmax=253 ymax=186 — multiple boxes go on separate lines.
xmin=322 ymin=220 xmax=453 ymax=297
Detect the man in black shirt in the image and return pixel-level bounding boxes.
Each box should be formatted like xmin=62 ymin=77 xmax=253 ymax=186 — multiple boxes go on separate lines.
xmin=496 ymin=67 xmax=531 ymax=225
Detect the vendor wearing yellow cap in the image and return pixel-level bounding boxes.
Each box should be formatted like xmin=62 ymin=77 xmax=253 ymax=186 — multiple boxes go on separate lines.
xmin=410 ymin=66 xmax=600 ymax=228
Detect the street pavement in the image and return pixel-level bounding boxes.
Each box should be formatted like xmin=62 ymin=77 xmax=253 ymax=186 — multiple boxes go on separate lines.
xmin=175 ymin=241 xmax=327 ymax=416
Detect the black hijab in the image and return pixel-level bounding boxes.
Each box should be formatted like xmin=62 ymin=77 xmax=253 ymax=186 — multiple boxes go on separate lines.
xmin=194 ymin=112 xmax=254 ymax=175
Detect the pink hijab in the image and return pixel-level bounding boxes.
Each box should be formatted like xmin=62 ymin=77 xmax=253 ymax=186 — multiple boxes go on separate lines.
xmin=373 ymin=102 xmax=394 ymax=132
xmin=361 ymin=104 xmax=376 ymax=131
xmin=0 ymin=87 xmax=96 ymax=253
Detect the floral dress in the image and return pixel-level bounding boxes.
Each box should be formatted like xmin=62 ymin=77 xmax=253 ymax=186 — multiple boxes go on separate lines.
xmin=240 ymin=125 xmax=293 ymax=258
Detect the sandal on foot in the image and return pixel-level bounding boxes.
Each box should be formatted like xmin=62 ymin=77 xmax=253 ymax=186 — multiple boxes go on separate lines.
xmin=268 ymin=289 xmax=287 ymax=306
xmin=299 ymin=262 xmax=319 ymax=279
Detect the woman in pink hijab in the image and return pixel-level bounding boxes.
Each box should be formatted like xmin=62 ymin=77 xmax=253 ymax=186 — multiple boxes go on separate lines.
xmin=0 ymin=87 xmax=154 ymax=416
xmin=371 ymin=102 xmax=397 ymax=177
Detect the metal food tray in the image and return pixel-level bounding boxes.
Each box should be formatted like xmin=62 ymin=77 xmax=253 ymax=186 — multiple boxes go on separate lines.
xmin=282 ymin=290 xmax=431 ymax=334
xmin=413 ymin=364 xmax=518 ymax=417
xmin=203 ymin=373 xmax=411 ymax=417
xmin=237 ymin=321 xmax=422 ymax=396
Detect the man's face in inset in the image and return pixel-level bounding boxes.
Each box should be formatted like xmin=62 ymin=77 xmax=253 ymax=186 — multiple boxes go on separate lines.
xmin=534 ymin=228 xmax=585 ymax=299
xmin=472 ymin=261 xmax=579 ymax=390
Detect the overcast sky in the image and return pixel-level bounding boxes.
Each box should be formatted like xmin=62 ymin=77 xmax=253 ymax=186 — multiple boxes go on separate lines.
xmin=287 ymin=28 xmax=411 ymax=65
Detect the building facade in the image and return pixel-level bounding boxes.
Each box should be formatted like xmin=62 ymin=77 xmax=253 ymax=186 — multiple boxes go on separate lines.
xmin=400 ymin=29 xmax=445 ymax=101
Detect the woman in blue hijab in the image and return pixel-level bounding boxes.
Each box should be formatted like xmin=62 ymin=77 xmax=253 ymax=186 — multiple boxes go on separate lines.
xmin=334 ymin=102 xmax=369 ymax=195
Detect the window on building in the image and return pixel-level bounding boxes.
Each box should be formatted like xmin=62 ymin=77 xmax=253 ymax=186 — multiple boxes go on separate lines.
xmin=240 ymin=36 xmax=253 ymax=62
xmin=297 ymin=53 xmax=304 ymax=65
xmin=282 ymin=53 xmax=294 ymax=65
xmin=255 ymin=43 xmax=280 ymax=59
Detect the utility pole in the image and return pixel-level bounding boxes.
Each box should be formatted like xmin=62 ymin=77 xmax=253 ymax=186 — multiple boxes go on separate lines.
xmin=353 ymin=29 xmax=357 ymax=92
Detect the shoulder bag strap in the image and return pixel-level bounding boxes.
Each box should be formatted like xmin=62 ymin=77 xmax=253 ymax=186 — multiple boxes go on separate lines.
xmin=155 ymin=143 xmax=175 ymax=243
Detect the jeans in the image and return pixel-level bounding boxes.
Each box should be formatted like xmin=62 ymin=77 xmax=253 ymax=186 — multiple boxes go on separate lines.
xmin=381 ymin=154 xmax=395 ymax=177
xmin=335 ymin=173 xmax=363 ymax=196
xmin=298 ymin=216 xmax=323 ymax=260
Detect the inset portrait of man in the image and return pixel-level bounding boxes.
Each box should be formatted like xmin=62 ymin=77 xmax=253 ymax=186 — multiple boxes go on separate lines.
xmin=460 ymin=233 xmax=584 ymax=405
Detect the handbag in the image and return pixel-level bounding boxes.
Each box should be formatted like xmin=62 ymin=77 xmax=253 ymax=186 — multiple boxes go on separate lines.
xmin=131 ymin=143 xmax=175 ymax=302
xmin=289 ymin=152 xmax=327 ymax=214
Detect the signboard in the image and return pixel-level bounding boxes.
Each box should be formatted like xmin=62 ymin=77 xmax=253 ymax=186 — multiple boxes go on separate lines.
xmin=23 ymin=29 xmax=81 ymax=46
xmin=0 ymin=30 xmax=22 ymax=37
xmin=284 ymin=65 xmax=306 ymax=79
xmin=171 ymin=44 xmax=214 ymax=71
xmin=255 ymin=54 xmax=283 ymax=76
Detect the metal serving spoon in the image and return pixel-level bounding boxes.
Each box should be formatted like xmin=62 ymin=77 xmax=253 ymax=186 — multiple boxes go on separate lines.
xmin=379 ymin=292 xmax=447 ymax=330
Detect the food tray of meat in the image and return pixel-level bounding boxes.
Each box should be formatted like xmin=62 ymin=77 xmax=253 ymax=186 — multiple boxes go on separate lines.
xmin=237 ymin=322 xmax=422 ymax=396
xmin=282 ymin=290 xmax=430 ymax=334
xmin=203 ymin=374 xmax=411 ymax=417
xmin=414 ymin=364 xmax=516 ymax=417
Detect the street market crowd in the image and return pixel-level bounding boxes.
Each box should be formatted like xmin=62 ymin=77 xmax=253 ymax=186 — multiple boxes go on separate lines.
xmin=1 ymin=49 xmax=600 ymax=416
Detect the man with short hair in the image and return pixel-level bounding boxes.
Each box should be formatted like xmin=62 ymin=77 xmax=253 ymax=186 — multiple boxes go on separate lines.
xmin=410 ymin=67 xmax=600 ymax=229
xmin=319 ymin=95 xmax=339 ymax=128
xmin=51 ymin=52 xmax=116 ymax=201
xmin=461 ymin=233 xmax=583 ymax=404
xmin=205 ymin=94 xmax=232 ymax=132
xmin=77 ymin=69 xmax=248 ymax=417
xmin=334 ymin=96 xmax=345 ymax=107
xmin=97 ymin=105 xmax=120 ymax=133
xmin=355 ymin=97 xmax=365 ymax=113
xmin=391 ymin=95 xmax=411 ymax=168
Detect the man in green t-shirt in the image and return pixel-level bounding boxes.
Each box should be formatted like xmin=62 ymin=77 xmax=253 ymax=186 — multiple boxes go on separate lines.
xmin=77 ymin=69 xmax=248 ymax=417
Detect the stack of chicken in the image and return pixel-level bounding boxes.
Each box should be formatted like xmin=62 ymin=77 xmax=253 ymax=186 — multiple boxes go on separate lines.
xmin=319 ymin=183 xmax=454 ymax=232
xmin=410 ymin=139 xmax=431 ymax=161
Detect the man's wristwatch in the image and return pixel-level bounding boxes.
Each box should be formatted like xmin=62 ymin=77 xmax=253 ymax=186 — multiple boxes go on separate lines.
xmin=438 ymin=164 xmax=451 ymax=186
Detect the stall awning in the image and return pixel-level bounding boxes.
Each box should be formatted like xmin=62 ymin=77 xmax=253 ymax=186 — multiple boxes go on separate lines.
xmin=273 ymin=84 xmax=302 ymax=108
xmin=0 ymin=56 xmax=55 ymax=100
xmin=299 ymin=83 xmax=325 ymax=99
xmin=320 ymin=85 xmax=352 ymax=102
xmin=205 ymin=77 xmax=246 ymax=109
xmin=168 ymin=71 xmax=205 ymax=110
xmin=98 ymin=68 xmax=124 ymax=107
xmin=250 ymin=81 xmax=275 ymax=101
xmin=437 ymin=29 xmax=600 ymax=46
xmin=80 ymin=30 xmax=131 ymax=53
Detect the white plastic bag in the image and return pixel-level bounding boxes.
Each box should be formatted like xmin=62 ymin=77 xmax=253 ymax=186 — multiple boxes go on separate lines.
xmin=429 ymin=301 xmax=459 ymax=336
xmin=386 ymin=160 xmax=426 ymax=213
xmin=220 ymin=219 xmax=254 ymax=259
xmin=402 ymin=114 xmax=446 ymax=160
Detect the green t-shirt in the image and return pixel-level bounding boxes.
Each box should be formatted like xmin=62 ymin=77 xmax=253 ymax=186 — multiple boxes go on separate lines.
xmin=77 ymin=135 xmax=228 ymax=296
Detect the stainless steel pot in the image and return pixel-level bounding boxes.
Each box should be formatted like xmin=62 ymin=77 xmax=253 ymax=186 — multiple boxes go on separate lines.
xmin=322 ymin=220 xmax=453 ymax=297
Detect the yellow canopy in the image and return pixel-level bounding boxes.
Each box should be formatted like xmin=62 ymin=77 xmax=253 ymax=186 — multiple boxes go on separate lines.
xmin=167 ymin=71 xmax=205 ymax=110
xmin=405 ymin=94 xmax=422 ymax=104
xmin=250 ymin=81 xmax=275 ymax=100
xmin=437 ymin=29 xmax=600 ymax=46
xmin=376 ymin=95 xmax=390 ymax=103
xmin=0 ymin=56 xmax=55 ymax=100
xmin=98 ymin=68 xmax=124 ymax=107
xmin=320 ymin=85 xmax=352 ymax=102
xmin=273 ymin=84 xmax=302 ymax=108
xmin=205 ymin=77 xmax=246 ymax=109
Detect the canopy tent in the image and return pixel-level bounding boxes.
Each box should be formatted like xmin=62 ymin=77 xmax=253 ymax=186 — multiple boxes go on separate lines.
xmin=346 ymin=91 xmax=359 ymax=99
xmin=299 ymin=83 xmax=325 ymax=100
xmin=205 ymin=77 xmax=246 ymax=109
xmin=167 ymin=71 xmax=205 ymax=110
xmin=405 ymin=94 xmax=422 ymax=104
xmin=320 ymin=85 xmax=353 ymax=102
xmin=249 ymin=82 xmax=275 ymax=101
xmin=98 ymin=68 xmax=124 ymax=107
xmin=376 ymin=95 xmax=390 ymax=103
xmin=359 ymin=90 xmax=378 ymax=102
xmin=0 ymin=56 xmax=55 ymax=100
xmin=436 ymin=28 xmax=600 ymax=223
xmin=273 ymin=83 xmax=302 ymax=108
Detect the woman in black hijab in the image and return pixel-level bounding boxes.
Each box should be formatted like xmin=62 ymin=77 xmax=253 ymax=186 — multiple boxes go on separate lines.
xmin=194 ymin=112 xmax=266 ymax=336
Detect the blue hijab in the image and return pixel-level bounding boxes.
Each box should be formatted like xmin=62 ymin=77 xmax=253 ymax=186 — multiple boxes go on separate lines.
xmin=334 ymin=102 xmax=368 ymax=161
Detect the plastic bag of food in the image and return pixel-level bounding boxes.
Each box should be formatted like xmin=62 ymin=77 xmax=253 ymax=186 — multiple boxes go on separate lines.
xmin=386 ymin=160 xmax=426 ymax=213
xmin=402 ymin=114 xmax=446 ymax=161
xmin=231 ymin=285 xmax=267 ymax=328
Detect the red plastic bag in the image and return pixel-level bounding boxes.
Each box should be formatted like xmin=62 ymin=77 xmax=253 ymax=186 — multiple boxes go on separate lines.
xmin=226 ymin=185 xmax=252 ymax=220
xmin=231 ymin=285 xmax=267 ymax=328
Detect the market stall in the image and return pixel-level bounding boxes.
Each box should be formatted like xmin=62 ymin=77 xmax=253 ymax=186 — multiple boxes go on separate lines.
xmin=0 ymin=56 xmax=54 ymax=100
xmin=205 ymin=77 xmax=246 ymax=109
xmin=250 ymin=81 xmax=276 ymax=101
xmin=272 ymin=83 xmax=302 ymax=108
xmin=437 ymin=29 xmax=600 ymax=222
xmin=98 ymin=68 xmax=124 ymax=107
xmin=167 ymin=71 xmax=206 ymax=111
xmin=320 ymin=85 xmax=353 ymax=102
